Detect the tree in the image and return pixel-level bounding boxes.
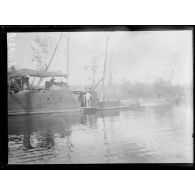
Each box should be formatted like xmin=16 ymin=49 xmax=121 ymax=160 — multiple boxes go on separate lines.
xmin=30 ymin=34 xmax=52 ymax=71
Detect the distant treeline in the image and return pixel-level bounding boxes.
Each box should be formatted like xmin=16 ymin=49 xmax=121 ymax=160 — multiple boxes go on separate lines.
xmin=96 ymin=79 xmax=191 ymax=102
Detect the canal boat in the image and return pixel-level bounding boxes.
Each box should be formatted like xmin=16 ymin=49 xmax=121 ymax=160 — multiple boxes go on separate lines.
xmin=8 ymin=70 xmax=80 ymax=116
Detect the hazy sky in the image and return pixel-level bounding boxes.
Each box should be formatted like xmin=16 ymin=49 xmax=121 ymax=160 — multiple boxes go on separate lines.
xmin=8 ymin=30 xmax=192 ymax=85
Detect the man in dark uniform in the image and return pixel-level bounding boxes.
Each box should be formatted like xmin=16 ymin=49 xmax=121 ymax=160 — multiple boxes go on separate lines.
xmin=78 ymin=93 xmax=85 ymax=107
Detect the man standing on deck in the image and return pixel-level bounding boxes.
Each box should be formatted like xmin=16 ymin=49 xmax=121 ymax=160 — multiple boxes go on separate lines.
xmin=78 ymin=93 xmax=85 ymax=107
xmin=85 ymin=91 xmax=92 ymax=108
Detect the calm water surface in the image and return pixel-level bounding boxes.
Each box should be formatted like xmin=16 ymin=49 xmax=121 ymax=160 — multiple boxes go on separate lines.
xmin=8 ymin=104 xmax=193 ymax=164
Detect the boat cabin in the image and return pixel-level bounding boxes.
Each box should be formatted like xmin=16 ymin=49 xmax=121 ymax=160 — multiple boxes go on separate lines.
xmin=8 ymin=69 xmax=68 ymax=94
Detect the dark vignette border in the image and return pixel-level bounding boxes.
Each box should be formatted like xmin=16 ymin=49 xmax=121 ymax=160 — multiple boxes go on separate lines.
xmin=0 ymin=25 xmax=194 ymax=170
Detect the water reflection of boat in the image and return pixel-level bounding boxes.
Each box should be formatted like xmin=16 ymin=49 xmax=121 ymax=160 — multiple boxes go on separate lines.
xmin=79 ymin=110 xmax=115 ymax=163
xmin=8 ymin=112 xmax=81 ymax=134
xmin=102 ymin=117 xmax=113 ymax=163
xmin=79 ymin=110 xmax=120 ymax=129
xmin=96 ymin=109 xmax=120 ymax=117
xmin=8 ymin=112 xmax=80 ymax=161
xmin=64 ymin=135 xmax=74 ymax=164
xmin=22 ymin=130 xmax=55 ymax=150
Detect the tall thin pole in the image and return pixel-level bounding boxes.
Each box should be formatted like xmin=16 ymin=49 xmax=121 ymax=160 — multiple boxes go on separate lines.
xmin=66 ymin=32 xmax=70 ymax=85
xmin=102 ymin=36 xmax=109 ymax=101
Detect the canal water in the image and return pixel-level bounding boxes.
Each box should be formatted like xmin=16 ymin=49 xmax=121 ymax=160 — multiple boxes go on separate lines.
xmin=8 ymin=104 xmax=193 ymax=164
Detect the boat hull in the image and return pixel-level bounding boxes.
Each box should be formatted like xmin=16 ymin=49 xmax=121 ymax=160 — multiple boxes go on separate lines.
xmin=8 ymin=88 xmax=80 ymax=116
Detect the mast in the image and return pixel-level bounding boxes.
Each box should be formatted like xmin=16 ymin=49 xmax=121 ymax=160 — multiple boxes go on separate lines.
xmin=66 ymin=32 xmax=70 ymax=85
xmin=102 ymin=36 xmax=110 ymax=101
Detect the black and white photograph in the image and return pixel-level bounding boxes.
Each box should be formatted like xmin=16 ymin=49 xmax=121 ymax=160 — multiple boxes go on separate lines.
xmin=6 ymin=27 xmax=193 ymax=165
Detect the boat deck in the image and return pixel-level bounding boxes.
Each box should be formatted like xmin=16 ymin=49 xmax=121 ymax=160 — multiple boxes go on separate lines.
xmin=8 ymin=104 xmax=141 ymax=116
xmin=80 ymin=104 xmax=140 ymax=113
